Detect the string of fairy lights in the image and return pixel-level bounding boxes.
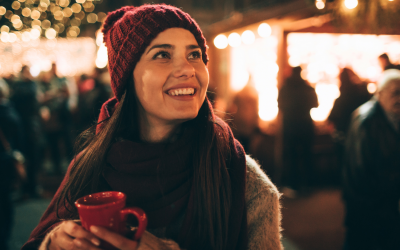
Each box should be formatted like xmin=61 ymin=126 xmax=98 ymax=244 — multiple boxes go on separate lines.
xmin=0 ymin=0 xmax=107 ymax=42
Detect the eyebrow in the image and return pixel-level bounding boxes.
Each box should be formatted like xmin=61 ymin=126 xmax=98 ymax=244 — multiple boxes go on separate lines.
xmin=146 ymin=44 xmax=201 ymax=54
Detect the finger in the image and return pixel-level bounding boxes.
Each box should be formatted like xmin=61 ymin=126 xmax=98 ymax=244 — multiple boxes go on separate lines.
xmin=73 ymin=238 xmax=102 ymax=250
xmin=51 ymin=230 xmax=75 ymax=250
xmin=62 ymin=221 xmax=101 ymax=247
xmin=90 ymin=226 xmax=138 ymax=250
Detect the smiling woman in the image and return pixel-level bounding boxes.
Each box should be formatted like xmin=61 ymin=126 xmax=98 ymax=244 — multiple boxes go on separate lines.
xmin=22 ymin=4 xmax=282 ymax=250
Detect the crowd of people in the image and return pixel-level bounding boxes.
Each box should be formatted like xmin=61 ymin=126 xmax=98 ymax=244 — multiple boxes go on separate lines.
xmin=0 ymin=63 xmax=111 ymax=249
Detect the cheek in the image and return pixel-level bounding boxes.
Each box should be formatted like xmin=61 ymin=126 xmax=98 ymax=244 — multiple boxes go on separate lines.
xmin=134 ymin=69 xmax=165 ymax=105
xmin=197 ymin=67 xmax=209 ymax=90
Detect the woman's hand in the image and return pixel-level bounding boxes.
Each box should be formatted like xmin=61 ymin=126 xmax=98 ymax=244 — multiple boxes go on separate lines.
xmin=90 ymin=226 xmax=172 ymax=250
xmin=48 ymin=220 xmax=101 ymax=250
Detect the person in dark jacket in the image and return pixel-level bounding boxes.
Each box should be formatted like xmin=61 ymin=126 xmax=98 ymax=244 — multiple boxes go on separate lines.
xmin=378 ymin=53 xmax=400 ymax=71
xmin=10 ymin=66 xmax=42 ymax=198
xmin=278 ymin=66 xmax=318 ymax=193
xmin=343 ymin=69 xmax=400 ymax=250
xmin=0 ymin=78 xmax=25 ymax=250
xmin=328 ymin=68 xmax=371 ymax=169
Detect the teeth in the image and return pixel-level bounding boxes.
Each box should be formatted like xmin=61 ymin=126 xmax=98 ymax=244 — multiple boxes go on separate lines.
xmin=168 ymin=88 xmax=195 ymax=96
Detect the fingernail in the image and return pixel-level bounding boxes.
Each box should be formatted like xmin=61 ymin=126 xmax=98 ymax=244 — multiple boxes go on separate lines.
xmin=91 ymin=238 xmax=101 ymax=246
xmin=90 ymin=226 xmax=98 ymax=233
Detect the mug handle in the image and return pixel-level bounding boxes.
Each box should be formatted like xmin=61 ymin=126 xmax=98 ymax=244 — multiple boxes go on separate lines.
xmin=119 ymin=207 xmax=148 ymax=241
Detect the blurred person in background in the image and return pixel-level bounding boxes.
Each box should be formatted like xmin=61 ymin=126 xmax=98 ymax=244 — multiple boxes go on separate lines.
xmin=328 ymin=68 xmax=371 ymax=168
xmin=278 ymin=66 xmax=318 ymax=196
xmin=0 ymin=78 xmax=24 ymax=250
xmin=343 ymin=69 xmax=400 ymax=250
xmin=378 ymin=53 xmax=400 ymax=71
xmin=76 ymin=68 xmax=112 ymax=132
xmin=10 ymin=65 xmax=43 ymax=198
xmin=228 ymin=83 xmax=259 ymax=152
xmin=40 ymin=63 xmax=73 ymax=175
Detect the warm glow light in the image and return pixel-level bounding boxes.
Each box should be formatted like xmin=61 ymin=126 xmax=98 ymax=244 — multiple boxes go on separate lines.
xmin=45 ymin=28 xmax=57 ymax=39
xmin=1 ymin=32 xmax=9 ymax=43
xmin=230 ymin=32 xmax=279 ymax=121
xmin=0 ymin=38 xmax=96 ymax=76
xmin=59 ymin=0 xmax=70 ymax=7
xmin=42 ymin=20 xmax=51 ymax=29
xmin=31 ymin=10 xmax=41 ymax=20
xmin=367 ymin=83 xmax=377 ymax=93
xmin=258 ymin=23 xmax=272 ymax=37
xmin=87 ymin=13 xmax=97 ymax=23
xmin=213 ymin=34 xmax=228 ymax=49
xmin=22 ymin=8 xmax=31 ymax=17
xmin=53 ymin=11 xmax=63 ymax=20
xmin=228 ymin=32 xmax=241 ymax=47
xmin=11 ymin=15 xmax=21 ymax=24
xmin=96 ymin=30 xmax=108 ymax=68
xmin=76 ymin=0 xmax=86 ymax=3
xmin=22 ymin=31 xmax=31 ymax=42
xmin=96 ymin=31 xmax=104 ymax=46
xmin=63 ymin=7 xmax=73 ymax=17
xmin=345 ymin=0 xmax=358 ymax=9
xmin=241 ymin=30 xmax=255 ymax=45
xmin=316 ymin=1 xmax=325 ymax=9
xmin=8 ymin=33 xmax=18 ymax=42
xmin=13 ymin=20 xmax=23 ymax=29
xmin=11 ymin=1 xmax=21 ymax=10
xmin=97 ymin=12 xmax=107 ymax=22
xmin=30 ymin=28 xmax=41 ymax=39
xmin=31 ymin=20 xmax=41 ymax=29
xmin=0 ymin=7 xmax=6 ymax=16
xmin=1 ymin=26 xmax=9 ymax=33
xmin=71 ymin=3 xmax=82 ymax=13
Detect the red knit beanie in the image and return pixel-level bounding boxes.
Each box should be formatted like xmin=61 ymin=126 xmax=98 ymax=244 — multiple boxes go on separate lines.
xmin=102 ymin=4 xmax=209 ymax=101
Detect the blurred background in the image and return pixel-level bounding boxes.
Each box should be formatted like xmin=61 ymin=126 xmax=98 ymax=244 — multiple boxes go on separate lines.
xmin=1 ymin=0 xmax=400 ymax=249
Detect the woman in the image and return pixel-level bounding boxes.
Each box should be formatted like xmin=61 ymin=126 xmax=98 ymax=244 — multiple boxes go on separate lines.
xmin=23 ymin=4 xmax=282 ymax=250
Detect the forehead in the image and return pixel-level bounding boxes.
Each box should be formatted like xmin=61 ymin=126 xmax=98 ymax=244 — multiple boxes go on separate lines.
xmin=147 ymin=28 xmax=198 ymax=47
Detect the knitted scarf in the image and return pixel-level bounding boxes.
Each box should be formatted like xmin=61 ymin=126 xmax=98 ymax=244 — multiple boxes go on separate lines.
xmin=98 ymin=97 xmax=248 ymax=249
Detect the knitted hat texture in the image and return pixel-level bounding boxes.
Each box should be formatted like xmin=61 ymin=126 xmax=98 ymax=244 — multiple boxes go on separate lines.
xmin=102 ymin=4 xmax=209 ymax=101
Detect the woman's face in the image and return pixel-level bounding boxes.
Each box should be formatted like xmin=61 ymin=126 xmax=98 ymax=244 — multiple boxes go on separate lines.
xmin=133 ymin=27 xmax=209 ymax=127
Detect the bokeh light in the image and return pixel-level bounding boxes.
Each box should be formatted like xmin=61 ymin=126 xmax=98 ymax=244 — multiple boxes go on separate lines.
xmin=345 ymin=0 xmax=358 ymax=9
xmin=213 ymin=34 xmax=228 ymax=49
xmin=45 ymin=28 xmax=57 ymax=39
xmin=241 ymin=30 xmax=255 ymax=45
xmin=71 ymin=3 xmax=82 ymax=13
xmin=11 ymin=1 xmax=21 ymax=10
xmin=31 ymin=10 xmax=41 ymax=20
xmin=367 ymin=83 xmax=377 ymax=93
xmin=316 ymin=1 xmax=325 ymax=10
xmin=258 ymin=23 xmax=272 ymax=37
xmin=0 ymin=7 xmax=6 ymax=16
xmin=87 ymin=13 xmax=97 ymax=23
xmin=22 ymin=8 xmax=31 ymax=17
xmin=228 ymin=32 xmax=241 ymax=47
xmin=97 ymin=12 xmax=107 ymax=22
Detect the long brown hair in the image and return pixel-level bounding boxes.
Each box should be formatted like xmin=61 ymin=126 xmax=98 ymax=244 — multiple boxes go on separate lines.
xmin=57 ymin=78 xmax=232 ymax=249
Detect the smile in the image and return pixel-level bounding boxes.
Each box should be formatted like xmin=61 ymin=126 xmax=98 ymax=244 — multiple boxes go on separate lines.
xmin=167 ymin=88 xmax=195 ymax=96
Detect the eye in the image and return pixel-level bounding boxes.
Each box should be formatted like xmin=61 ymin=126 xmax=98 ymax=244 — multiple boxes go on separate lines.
xmin=153 ymin=50 xmax=170 ymax=60
xmin=188 ymin=51 xmax=201 ymax=60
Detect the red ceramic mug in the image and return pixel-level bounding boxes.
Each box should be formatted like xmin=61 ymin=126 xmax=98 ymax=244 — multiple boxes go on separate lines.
xmin=75 ymin=191 xmax=147 ymax=249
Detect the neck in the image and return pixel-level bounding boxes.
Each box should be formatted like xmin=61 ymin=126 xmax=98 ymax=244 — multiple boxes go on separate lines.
xmin=138 ymin=114 xmax=180 ymax=143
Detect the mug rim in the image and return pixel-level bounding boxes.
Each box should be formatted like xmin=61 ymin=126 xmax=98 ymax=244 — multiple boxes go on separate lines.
xmin=75 ymin=191 xmax=126 ymax=209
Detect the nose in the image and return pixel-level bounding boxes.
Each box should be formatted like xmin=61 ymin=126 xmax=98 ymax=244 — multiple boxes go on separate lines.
xmin=172 ymin=57 xmax=195 ymax=79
